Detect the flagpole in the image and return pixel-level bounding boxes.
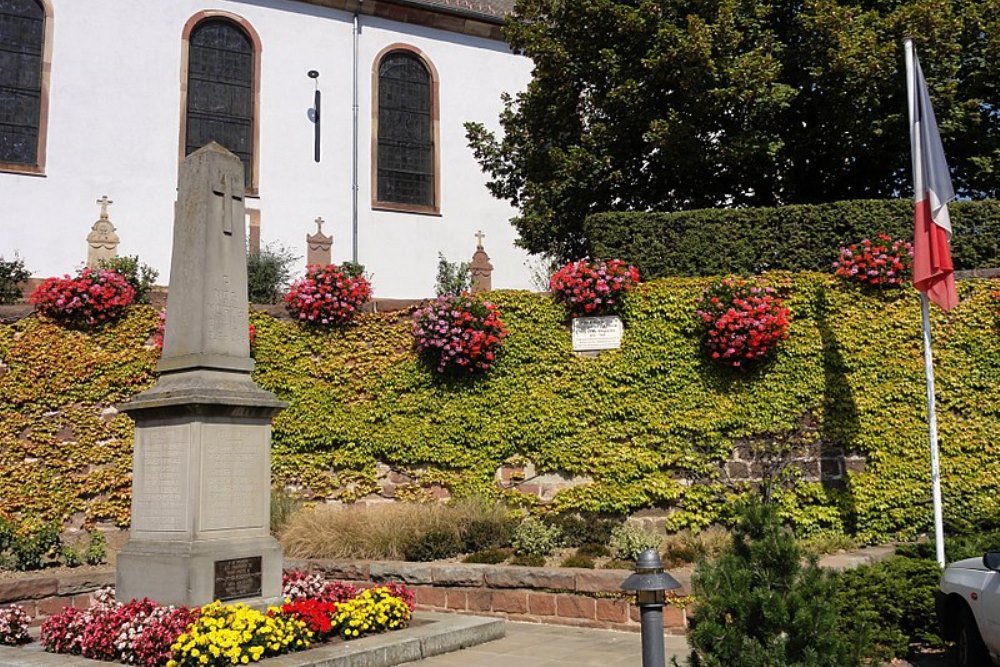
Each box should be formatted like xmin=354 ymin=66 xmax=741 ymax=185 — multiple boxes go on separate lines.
xmin=920 ymin=293 xmax=946 ymax=568
xmin=905 ymin=37 xmax=946 ymax=568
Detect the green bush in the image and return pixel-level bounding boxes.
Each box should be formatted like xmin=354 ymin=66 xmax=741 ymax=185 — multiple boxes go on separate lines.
xmin=609 ymin=523 xmax=662 ymax=561
xmin=61 ymin=544 xmax=82 ymax=567
xmin=560 ymin=552 xmax=596 ymax=569
xmin=97 ymin=255 xmax=158 ymax=304
xmin=576 ymin=542 xmax=610 ymax=558
xmin=586 ymin=199 xmax=1000 ymax=279
xmin=403 ymin=527 xmax=463 ymax=562
xmin=84 ymin=530 xmax=107 ymax=566
xmin=543 ymin=514 xmax=618 ymax=548
xmin=686 ymin=500 xmax=865 ymax=666
xmin=462 ymin=548 xmax=510 ymax=564
xmin=461 ymin=517 xmax=515 ymax=553
xmin=509 ymin=553 xmax=546 ymax=567
xmin=0 ymin=254 xmax=30 ymax=304
xmin=247 ymin=243 xmax=297 ymax=304
xmin=895 ymin=530 xmax=1000 ymax=563
xmin=9 ymin=521 xmax=61 ymax=571
xmin=512 ymin=517 xmax=562 ymax=557
xmin=661 ymin=526 xmax=732 ymax=567
xmin=833 ymin=556 xmax=943 ymax=661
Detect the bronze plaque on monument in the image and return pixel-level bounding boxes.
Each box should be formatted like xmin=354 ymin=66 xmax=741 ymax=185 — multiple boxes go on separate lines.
xmin=214 ymin=556 xmax=262 ymax=601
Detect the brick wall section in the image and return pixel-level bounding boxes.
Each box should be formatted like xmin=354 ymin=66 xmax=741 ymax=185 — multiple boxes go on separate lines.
xmin=292 ymin=559 xmax=692 ymax=635
xmin=0 ymin=569 xmax=115 ymax=627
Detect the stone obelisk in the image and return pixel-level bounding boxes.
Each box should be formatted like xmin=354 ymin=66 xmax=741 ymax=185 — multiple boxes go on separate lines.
xmin=116 ymin=143 xmax=286 ymax=607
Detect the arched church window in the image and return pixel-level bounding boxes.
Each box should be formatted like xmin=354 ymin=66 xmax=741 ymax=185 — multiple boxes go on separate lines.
xmin=184 ymin=17 xmax=255 ymax=189
xmin=374 ymin=48 xmax=439 ymax=212
xmin=0 ymin=0 xmax=48 ymax=171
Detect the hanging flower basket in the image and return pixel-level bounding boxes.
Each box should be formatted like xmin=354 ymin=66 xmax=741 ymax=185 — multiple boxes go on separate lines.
xmin=832 ymin=233 xmax=913 ymax=288
xmin=695 ymin=277 xmax=790 ymax=369
xmin=285 ymin=264 xmax=372 ymax=325
xmin=30 ymin=268 xmax=135 ymax=328
xmin=549 ymin=258 xmax=640 ymax=318
xmin=412 ymin=295 xmax=507 ymax=375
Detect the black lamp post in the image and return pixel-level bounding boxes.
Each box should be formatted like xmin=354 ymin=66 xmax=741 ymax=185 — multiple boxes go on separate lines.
xmin=621 ymin=549 xmax=681 ymax=667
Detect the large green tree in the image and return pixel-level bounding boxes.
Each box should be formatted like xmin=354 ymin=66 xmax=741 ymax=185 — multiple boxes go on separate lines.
xmin=466 ymin=0 xmax=1000 ymax=259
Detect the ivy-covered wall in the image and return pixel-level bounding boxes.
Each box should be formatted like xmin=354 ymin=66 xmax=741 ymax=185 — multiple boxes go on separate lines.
xmin=1 ymin=273 xmax=997 ymax=543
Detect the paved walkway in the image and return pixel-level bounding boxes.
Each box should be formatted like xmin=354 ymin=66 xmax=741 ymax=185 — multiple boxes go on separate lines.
xmin=413 ymin=621 xmax=688 ymax=667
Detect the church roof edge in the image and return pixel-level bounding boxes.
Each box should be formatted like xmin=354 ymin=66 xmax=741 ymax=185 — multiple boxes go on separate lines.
xmin=287 ymin=0 xmax=514 ymax=27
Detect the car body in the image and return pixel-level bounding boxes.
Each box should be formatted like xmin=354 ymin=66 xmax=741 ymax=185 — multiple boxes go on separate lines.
xmin=937 ymin=553 xmax=1000 ymax=666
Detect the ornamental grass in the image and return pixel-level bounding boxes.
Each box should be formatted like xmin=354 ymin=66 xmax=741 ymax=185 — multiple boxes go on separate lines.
xmin=280 ymin=496 xmax=513 ymax=560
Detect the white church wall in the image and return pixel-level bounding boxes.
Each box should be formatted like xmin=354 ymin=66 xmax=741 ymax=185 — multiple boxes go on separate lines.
xmin=0 ymin=0 xmax=534 ymax=298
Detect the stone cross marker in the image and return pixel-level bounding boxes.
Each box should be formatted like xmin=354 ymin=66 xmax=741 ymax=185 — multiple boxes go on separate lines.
xmin=306 ymin=216 xmax=332 ymax=267
xmin=470 ymin=230 xmax=494 ymax=294
xmin=117 ymin=143 xmax=286 ymax=608
xmin=86 ymin=195 xmax=120 ymax=268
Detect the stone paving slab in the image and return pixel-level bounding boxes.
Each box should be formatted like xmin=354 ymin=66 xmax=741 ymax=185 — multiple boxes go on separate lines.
xmin=0 ymin=612 xmax=503 ymax=667
xmin=406 ymin=620 xmax=688 ymax=667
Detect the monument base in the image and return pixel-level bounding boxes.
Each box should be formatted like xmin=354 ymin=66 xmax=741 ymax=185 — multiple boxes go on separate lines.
xmin=116 ymin=535 xmax=283 ymax=608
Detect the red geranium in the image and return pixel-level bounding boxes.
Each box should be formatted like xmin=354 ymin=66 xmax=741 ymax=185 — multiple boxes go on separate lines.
xmin=31 ymin=268 xmax=135 ymax=328
xmin=549 ymin=258 xmax=640 ymax=317
xmin=412 ymin=295 xmax=507 ymax=375
xmin=696 ymin=277 xmax=790 ymax=369
xmin=285 ymin=264 xmax=372 ymax=325
xmin=832 ymin=233 xmax=913 ymax=288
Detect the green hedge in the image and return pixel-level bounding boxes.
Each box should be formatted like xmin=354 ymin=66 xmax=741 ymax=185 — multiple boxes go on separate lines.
xmin=585 ymin=200 xmax=1000 ymax=278
xmin=1 ymin=274 xmax=998 ymax=543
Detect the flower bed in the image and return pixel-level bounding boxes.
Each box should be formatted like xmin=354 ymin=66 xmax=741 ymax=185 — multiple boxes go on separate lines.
xmin=832 ymin=234 xmax=913 ymax=288
xmin=30 ymin=268 xmax=135 ymax=328
xmin=30 ymin=572 xmax=413 ymax=666
xmin=549 ymin=259 xmax=639 ymax=317
xmin=412 ymin=295 xmax=507 ymax=375
xmin=695 ymin=277 xmax=790 ymax=369
xmin=285 ymin=264 xmax=372 ymax=325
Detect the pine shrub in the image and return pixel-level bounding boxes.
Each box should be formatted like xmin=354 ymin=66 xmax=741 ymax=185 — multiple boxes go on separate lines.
xmin=686 ymin=500 xmax=865 ymax=666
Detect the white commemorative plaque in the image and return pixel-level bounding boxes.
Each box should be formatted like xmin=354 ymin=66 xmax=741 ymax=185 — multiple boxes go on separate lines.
xmin=571 ymin=316 xmax=624 ymax=352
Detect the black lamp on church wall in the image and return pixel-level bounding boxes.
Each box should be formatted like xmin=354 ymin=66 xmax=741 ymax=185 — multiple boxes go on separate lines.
xmin=308 ymin=70 xmax=321 ymax=163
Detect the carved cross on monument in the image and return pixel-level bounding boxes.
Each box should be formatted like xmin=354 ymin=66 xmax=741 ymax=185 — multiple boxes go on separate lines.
xmin=212 ymin=173 xmax=243 ymax=236
xmin=97 ymin=195 xmax=113 ymax=219
xmin=475 ymin=230 xmax=486 ymax=249
xmin=315 ymin=217 xmax=324 ymax=233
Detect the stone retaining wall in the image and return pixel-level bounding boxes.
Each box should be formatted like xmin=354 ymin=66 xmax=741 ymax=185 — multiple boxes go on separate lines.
xmin=0 ymin=562 xmax=692 ymax=634
xmin=292 ymin=559 xmax=693 ymax=635
xmin=0 ymin=569 xmax=115 ymax=625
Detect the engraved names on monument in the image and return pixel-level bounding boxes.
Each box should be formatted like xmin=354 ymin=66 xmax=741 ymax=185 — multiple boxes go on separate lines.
xmin=571 ymin=316 xmax=624 ymax=352
xmin=132 ymin=427 xmax=189 ymax=533
xmin=200 ymin=426 xmax=267 ymax=532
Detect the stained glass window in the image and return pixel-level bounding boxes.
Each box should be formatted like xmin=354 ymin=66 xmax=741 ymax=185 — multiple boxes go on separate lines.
xmin=377 ymin=52 xmax=434 ymax=208
xmin=186 ymin=19 xmax=253 ymax=187
xmin=0 ymin=0 xmax=44 ymax=166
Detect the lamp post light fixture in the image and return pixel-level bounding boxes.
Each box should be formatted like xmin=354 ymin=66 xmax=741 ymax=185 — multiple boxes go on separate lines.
xmin=621 ymin=548 xmax=682 ymax=667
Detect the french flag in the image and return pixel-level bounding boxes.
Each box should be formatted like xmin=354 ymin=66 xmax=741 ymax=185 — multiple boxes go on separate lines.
xmin=906 ymin=40 xmax=958 ymax=312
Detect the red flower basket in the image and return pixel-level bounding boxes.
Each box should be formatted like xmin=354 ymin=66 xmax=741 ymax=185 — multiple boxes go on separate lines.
xmin=696 ymin=277 xmax=790 ymax=369
xmin=832 ymin=233 xmax=913 ymax=287
xmin=412 ymin=295 xmax=508 ymax=375
xmin=30 ymin=268 xmax=135 ymax=328
xmin=285 ymin=264 xmax=372 ymax=325
xmin=549 ymin=258 xmax=640 ymax=317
